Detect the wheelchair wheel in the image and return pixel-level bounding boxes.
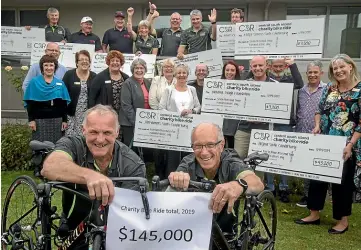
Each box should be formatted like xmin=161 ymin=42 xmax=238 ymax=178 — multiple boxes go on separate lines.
xmin=1 ymin=175 xmax=48 ymax=250
xmin=248 ymin=190 xmax=277 ymax=250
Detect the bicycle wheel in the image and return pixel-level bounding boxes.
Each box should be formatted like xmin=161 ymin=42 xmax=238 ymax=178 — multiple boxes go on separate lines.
xmin=91 ymin=234 xmax=103 ymax=250
xmin=1 ymin=175 xmax=45 ymax=250
xmin=248 ymin=190 xmax=277 ymax=250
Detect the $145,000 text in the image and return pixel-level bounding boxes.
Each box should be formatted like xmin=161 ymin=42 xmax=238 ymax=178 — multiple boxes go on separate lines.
xmin=118 ymin=226 xmax=193 ymax=243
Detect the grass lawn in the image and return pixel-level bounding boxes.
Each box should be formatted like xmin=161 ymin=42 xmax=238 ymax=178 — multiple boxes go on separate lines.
xmin=1 ymin=171 xmax=361 ymax=250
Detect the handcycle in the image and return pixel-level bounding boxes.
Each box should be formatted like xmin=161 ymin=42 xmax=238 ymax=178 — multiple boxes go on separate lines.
xmin=1 ymin=140 xmax=151 ymax=250
xmin=152 ymin=152 xmax=277 ymax=250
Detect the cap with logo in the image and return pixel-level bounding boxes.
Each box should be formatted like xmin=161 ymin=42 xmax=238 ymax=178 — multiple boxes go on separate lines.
xmin=114 ymin=11 xmax=125 ymax=18
xmin=81 ymin=16 xmax=93 ymax=23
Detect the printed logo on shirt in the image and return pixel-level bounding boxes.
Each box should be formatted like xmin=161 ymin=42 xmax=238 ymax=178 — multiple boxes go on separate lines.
xmin=146 ymin=43 xmax=151 ymax=47
xmin=200 ymin=32 xmax=206 ymax=36
xmin=58 ymin=30 xmax=63 ymax=35
xmin=89 ymin=40 xmax=95 ymax=44
xmin=56 ymin=82 xmax=63 ymax=86
xmin=124 ymin=34 xmax=131 ymax=38
xmin=176 ymin=33 xmax=181 ymax=37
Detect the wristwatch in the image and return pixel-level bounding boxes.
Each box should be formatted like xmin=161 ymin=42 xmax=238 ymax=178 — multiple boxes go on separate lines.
xmin=237 ymin=179 xmax=248 ymax=194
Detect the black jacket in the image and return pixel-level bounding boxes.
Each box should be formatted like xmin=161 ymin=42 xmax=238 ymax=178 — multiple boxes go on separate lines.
xmin=88 ymin=68 xmax=129 ymax=108
xmin=120 ymin=76 xmax=151 ymax=127
xmin=62 ymin=69 xmax=97 ymax=116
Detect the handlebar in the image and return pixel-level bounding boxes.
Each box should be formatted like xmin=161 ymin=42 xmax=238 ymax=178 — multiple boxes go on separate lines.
xmin=152 ymin=176 xmax=217 ymax=192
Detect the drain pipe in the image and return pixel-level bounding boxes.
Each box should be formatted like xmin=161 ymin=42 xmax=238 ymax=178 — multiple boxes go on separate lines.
xmin=264 ymin=0 xmax=272 ymax=21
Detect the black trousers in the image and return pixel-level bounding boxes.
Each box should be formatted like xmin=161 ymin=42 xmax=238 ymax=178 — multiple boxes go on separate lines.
xmin=121 ymin=125 xmax=134 ymax=148
xmin=154 ymin=149 xmax=167 ymax=180
xmin=224 ymin=135 xmax=235 ymax=148
xmin=165 ymin=150 xmax=190 ymax=177
xmin=307 ymin=156 xmax=356 ymax=220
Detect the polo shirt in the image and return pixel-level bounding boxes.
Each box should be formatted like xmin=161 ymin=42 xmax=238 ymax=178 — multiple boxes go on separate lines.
xmin=68 ymin=31 xmax=102 ymax=51
xmin=180 ymin=24 xmax=214 ymax=53
xmin=42 ymin=24 xmax=71 ymax=42
xmin=54 ymin=135 xmax=146 ymax=230
xmin=102 ymin=27 xmax=133 ymax=54
xmin=156 ymin=28 xmax=183 ymax=56
xmin=134 ymin=35 xmax=159 ymax=54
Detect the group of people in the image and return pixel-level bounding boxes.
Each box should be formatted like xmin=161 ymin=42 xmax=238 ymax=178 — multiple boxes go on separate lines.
xmin=19 ymin=3 xmax=361 ymax=245
xmin=27 ymin=4 xmax=245 ymax=57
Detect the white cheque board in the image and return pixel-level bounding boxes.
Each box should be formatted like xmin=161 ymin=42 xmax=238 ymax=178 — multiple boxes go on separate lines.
xmin=2 ymin=27 xmax=45 ymax=56
xmin=91 ymin=53 xmax=156 ymax=78
xmin=235 ymin=18 xmax=325 ymax=59
xmin=31 ymin=41 xmax=95 ymax=68
xmin=216 ymin=25 xmax=235 ymax=56
xmin=249 ymin=130 xmax=347 ymax=184
xmin=157 ymin=49 xmax=223 ymax=81
xmin=133 ymin=109 xmax=223 ymax=152
xmin=201 ymin=79 xmax=294 ymax=124
xmin=107 ymin=188 xmax=212 ymax=250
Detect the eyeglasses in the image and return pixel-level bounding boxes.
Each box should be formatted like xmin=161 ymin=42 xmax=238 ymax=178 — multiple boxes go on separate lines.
xmin=192 ymin=140 xmax=222 ymax=151
xmin=46 ymin=49 xmax=60 ymax=53
xmin=78 ymin=59 xmax=90 ymax=62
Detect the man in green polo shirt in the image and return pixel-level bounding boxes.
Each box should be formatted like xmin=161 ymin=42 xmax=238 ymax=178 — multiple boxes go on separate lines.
xmin=42 ymin=105 xmax=146 ymax=235
xmin=177 ymin=9 xmax=217 ymax=59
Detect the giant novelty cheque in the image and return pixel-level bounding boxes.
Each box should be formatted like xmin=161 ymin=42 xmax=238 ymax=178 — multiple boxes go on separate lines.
xmin=201 ymin=79 xmax=294 ymax=124
xmin=248 ymin=130 xmax=347 ymax=184
xmin=106 ymin=188 xmax=213 ymax=250
xmin=31 ymin=41 xmax=95 ymax=68
xmin=91 ymin=53 xmax=156 ymax=78
xmin=235 ymin=18 xmax=325 ymax=59
xmin=216 ymin=25 xmax=235 ymax=56
xmin=157 ymin=49 xmax=223 ymax=81
xmin=133 ymin=109 xmax=223 ymax=152
xmin=1 ymin=27 xmax=45 ymax=56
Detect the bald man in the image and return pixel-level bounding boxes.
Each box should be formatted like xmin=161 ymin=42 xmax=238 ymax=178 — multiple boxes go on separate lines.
xmin=168 ymin=122 xmax=264 ymax=236
xmin=188 ymin=63 xmax=209 ymax=104
xmin=22 ymin=42 xmax=68 ymax=92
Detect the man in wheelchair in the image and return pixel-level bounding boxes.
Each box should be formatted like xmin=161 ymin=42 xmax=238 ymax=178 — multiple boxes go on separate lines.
xmin=168 ymin=123 xmax=264 ymax=234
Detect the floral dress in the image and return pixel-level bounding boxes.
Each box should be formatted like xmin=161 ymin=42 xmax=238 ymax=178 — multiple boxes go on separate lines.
xmin=112 ymin=78 xmax=123 ymax=112
xmin=317 ymin=81 xmax=361 ymax=167
xmin=66 ymin=80 xmax=88 ymax=136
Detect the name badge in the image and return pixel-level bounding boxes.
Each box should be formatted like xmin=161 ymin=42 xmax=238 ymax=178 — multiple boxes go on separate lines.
xmin=105 ymin=80 xmax=111 ymax=84
xmin=200 ymin=32 xmax=205 ymax=36
xmin=352 ymin=88 xmax=360 ymax=92
xmin=56 ymin=82 xmax=63 ymax=86
xmin=74 ymin=82 xmax=80 ymax=85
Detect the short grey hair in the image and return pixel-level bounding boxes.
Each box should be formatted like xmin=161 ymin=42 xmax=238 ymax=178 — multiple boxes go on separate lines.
xmin=47 ymin=7 xmax=59 ymax=16
xmin=191 ymin=123 xmax=224 ymax=143
xmin=174 ymin=64 xmax=190 ymax=76
xmin=190 ymin=9 xmax=202 ymax=17
xmin=195 ymin=63 xmax=209 ymax=74
xmin=130 ymin=58 xmax=148 ymax=74
xmin=307 ymin=60 xmax=323 ymax=72
xmin=82 ymin=104 xmax=120 ymax=129
xmin=138 ymin=20 xmax=151 ymax=29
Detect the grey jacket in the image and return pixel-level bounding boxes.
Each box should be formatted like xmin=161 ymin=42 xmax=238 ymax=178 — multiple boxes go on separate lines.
xmin=120 ymin=76 xmax=151 ymax=127
xmin=159 ymin=85 xmax=201 ymax=114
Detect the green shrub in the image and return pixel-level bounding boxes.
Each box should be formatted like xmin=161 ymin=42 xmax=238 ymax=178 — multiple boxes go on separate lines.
xmin=1 ymin=124 xmax=32 ymax=171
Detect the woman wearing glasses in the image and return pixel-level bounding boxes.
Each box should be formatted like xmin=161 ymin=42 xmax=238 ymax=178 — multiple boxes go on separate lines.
xmin=63 ymin=50 xmax=97 ymax=136
xmin=159 ymin=64 xmax=201 ymax=176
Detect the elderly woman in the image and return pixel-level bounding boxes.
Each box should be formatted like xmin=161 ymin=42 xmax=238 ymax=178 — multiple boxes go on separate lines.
xmin=295 ymin=54 xmax=361 ymax=234
xmin=221 ymin=61 xmax=241 ymax=149
xmin=63 ymin=50 xmax=96 ymax=136
xmin=89 ymin=50 xmax=129 ymax=113
xmin=23 ymin=55 xmax=70 ymax=143
xmin=149 ymin=59 xmax=176 ymax=109
xmin=121 ymin=58 xmax=151 ymax=148
xmin=127 ymin=7 xmax=159 ymax=55
xmin=159 ymin=64 xmax=201 ymax=176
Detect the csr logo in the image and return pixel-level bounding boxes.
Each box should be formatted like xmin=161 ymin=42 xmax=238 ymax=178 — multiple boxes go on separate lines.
xmin=139 ymin=111 xmax=157 ymax=119
xmin=206 ymin=81 xmax=223 ymax=89
xmin=95 ymin=54 xmax=106 ymax=60
xmin=33 ymin=43 xmax=47 ymax=49
xmin=218 ymin=26 xmax=233 ymax=32
xmin=254 ymin=132 xmax=271 ymax=141
xmin=238 ymin=24 xmax=255 ymax=32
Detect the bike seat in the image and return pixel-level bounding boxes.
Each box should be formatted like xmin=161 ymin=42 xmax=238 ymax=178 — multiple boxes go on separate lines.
xmin=29 ymin=140 xmax=55 ymax=151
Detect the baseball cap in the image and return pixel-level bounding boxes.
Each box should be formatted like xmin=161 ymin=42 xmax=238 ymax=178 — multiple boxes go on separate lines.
xmin=114 ymin=11 xmax=125 ymax=18
xmin=81 ymin=16 xmax=93 ymax=23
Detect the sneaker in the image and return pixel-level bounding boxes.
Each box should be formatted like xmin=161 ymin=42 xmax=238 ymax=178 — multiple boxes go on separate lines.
xmin=296 ymin=196 xmax=308 ymax=208
xmin=279 ymin=190 xmax=290 ymax=203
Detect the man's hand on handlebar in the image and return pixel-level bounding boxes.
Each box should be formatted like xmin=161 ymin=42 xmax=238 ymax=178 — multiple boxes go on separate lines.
xmin=86 ymin=171 xmax=115 ymax=206
xmin=168 ymin=171 xmax=190 ymax=191
xmin=210 ymin=181 xmax=243 ymax=214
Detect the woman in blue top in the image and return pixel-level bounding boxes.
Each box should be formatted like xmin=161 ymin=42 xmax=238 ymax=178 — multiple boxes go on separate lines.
xmin=295 ymin=54 xmax=361 ymax=234
xmin=24 ymin=55 xmax=71 ymax=143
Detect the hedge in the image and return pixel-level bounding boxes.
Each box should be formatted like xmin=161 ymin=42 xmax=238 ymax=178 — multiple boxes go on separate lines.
xmin=1 ymin=124 xmax=32 ymax=171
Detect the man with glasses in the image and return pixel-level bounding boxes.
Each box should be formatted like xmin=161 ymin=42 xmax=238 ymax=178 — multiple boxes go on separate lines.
xmin=168 ymin=122 xmax=264 ymax=234
xmin=22 ymin=42 xmax=68 ymax=92
xmin=188 ymin=63 xmax=209 ymax=105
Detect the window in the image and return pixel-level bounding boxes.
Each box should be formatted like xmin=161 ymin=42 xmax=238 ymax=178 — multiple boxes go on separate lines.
xmin=286 ymin=7 xmax=327 ymax=20
xmin=1 ymin=10 xmax=16 ymax=26
xmin=19 ymin=10 xmax=47 ymax=27
xmin=326 ymin=7 xmax=361 ymax=58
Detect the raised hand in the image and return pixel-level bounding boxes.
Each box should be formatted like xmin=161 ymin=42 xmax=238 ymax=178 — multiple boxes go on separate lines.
xmin=208 ymin=8 xmax=217 ymax=23
xmin=127 ymin=7 xmax=134 ymax=16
